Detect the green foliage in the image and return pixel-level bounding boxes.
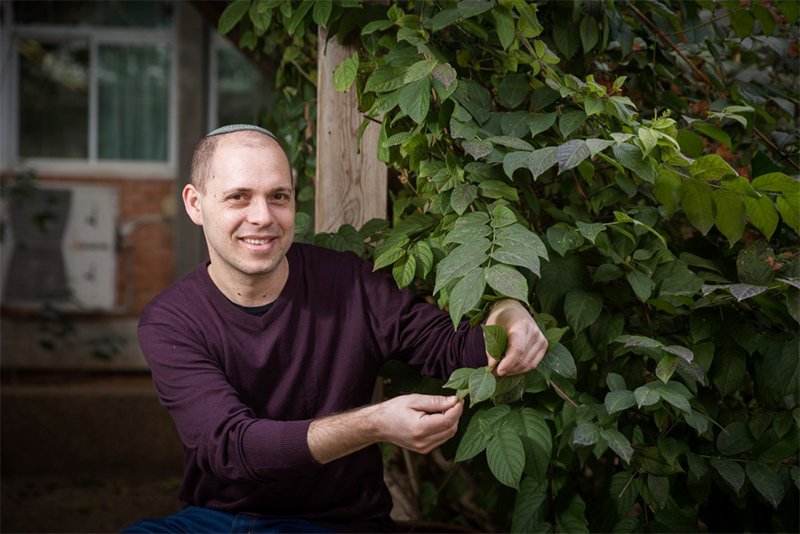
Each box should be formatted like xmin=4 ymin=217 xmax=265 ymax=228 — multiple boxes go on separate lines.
xmin=226 ymin=0 xmax=799 ymax=530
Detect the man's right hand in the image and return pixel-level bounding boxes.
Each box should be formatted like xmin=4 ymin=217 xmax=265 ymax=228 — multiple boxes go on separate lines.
xmin=372 ymin=394 xmax=463 ymax=454
xmin=307 ymin=394 xmax=463 ymax=464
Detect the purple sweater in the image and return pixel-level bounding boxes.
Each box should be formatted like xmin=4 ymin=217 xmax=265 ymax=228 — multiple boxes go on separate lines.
xmin=139 ymin=243 xmax=485 ymax=528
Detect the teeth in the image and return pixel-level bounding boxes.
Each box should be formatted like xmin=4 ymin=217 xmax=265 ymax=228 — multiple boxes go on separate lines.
xmin=243 ymin=238 xmax=272 ymax=245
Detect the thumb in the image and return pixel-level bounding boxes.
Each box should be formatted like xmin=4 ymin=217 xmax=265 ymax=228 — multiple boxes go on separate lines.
xmin=410 ymin=394 xmax=459 ymax=414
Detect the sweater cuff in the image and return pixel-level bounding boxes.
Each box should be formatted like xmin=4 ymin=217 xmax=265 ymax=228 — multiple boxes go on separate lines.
xmin=241 ymin=418 xmax=318 ymax=479
xmin=462 ymin=325 xmax=488 ymax=369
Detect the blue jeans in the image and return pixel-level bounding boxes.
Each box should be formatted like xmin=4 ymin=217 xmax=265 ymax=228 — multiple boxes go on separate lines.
xmin=123 ymin=506 xmax=333 ymax=533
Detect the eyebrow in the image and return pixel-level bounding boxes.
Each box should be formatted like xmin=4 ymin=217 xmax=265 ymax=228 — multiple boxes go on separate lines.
xmin=220 ymin=186 xmax=293 ymax=196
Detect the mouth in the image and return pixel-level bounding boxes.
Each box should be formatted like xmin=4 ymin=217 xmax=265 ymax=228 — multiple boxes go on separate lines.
xmin=241 ymin=237 xmax=277 ymax=245
xmin=239 ymin=236 xmax=280 ymax=251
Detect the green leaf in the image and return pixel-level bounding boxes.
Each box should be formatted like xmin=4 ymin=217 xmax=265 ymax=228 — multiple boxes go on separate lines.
xmin=449 ymin=268 xmax=486 ymax=327
xmin=573 ymin=422 xmax=600 ymax=446
xmin=601 ymin=428 xmax=634 ymax=463
xmin=606 ymin=373 xmax=626 ymax=391
xmin=514 ymin=0 xmax=543 ymax=36
xmin=677 ymin=129 xmax=704 ymax=157
xmin=365 ymin=66 xmax=408 ymax=93
xmin=656 ymin=354 xmax=678 ymax=383
xmin=746 ymin=462 xmax=785 ymax=508
xmin=487 ymin=426 xmax=526 ymax=489
xmin=511 ymin=478 xmax=547 ymax=533
xmin=580 ymin=15 xmax=598 ymax=52
xmin=399 ymin=78 xmax=431 ymax=124
xmin=498 ymin=72 xmax=529 ymax=110
xmin=529 ymin=112 xmax=558 ymax=137
xmin=751 ymin=172 xmax=799 ymax=193
xmin=730 ymin=9 xmax=755 ymax=37
xmin=711 ymin=457 xmax=745 ymax=492
xmin=249 ymin=0 xmax=273 ymax=34
xmin=333 ymin=52 xmax=359 ymax=93
xmin=681 ymin=179 xmax=715 ymax=235
xmin=617 ymin=335 xmax=663 ymax=349
xmin=469 ymin=367 xmax=497 ymax=406
xmin=690 ymin=154 xmax=738 ymax=181
xmin=777 ymin=193 xmax=800 ymax=235
xmin=584 ymin=93 xmax=604 ymax=117
xmin=717 ymin=422 xmax=755 ymax=456
xmin=694 ymin=122 xmax=732 ymax=149
xmin=434 ymin=238 xmax=490 ymax=294
xmin=492 ymin=225 xmax=547 ymax=276
xmin=492 ymin=7 xmax=516 ymax=50
xmin=361 ymin=18 xmax=393 ymax=35
xmin=546 ymin=224 xmax=583 ymax=257
xmin=586 ymin=138 xmax=614 ymax=156
xmin=463 ymin=140 xmax=493 ymax=160
xmin=712 ymin=188 xmax=746 ymax=244
xmin=312 ymin=0 xmax=332 ymax=27
xmin=373 ymin=237 xmax=408 ymax=269
xmin=490 ymin=205 xmax=517 ymax=228
xmin=404 ymin=59 xmax=438 ymax=84
xmin=218 ymin=0 xmax=250 ymax=35
xmin=654 ymin=381 xmax=693 ymax=413
xmin=634 ymin=384 xmax=661 ymax=407
xmin=504 ymin=147 xmax=558 ymax=180
xmin=605 ymin=390 xmax=636 ymax=414
xmin=559 ymin=109 xmax=587 ymax=138
xmin=444 ymin=367 xmax=474 ymax=390
xmin=392 ymin=256 xmax=416 ymax=287
xmin=483 ymin=324 xmax=509 ymax=360
xmin=456 ymin=410 xmax=493 ymax=461
xmin=487 ymin=136 xmax=534 ymax=151
xmin=557 ymin=140 xmax=591 ymax=173
xmin=485 ymin=264 xmax=529 ymax=302
xmin=540 ymin=343 xmax=577 ymax=379
xmin=626 ymin=269 xmax=654 ymax=302
xmin=638 ymin=127 xmax=659 ymax=156
xmin=285 ymin=0 xmax=313 ymax=35
xmin=612 ymin=144 xmax=656 ymax=183
xmin=479 ymin=180 xmax=520 ymax=201
xmin=450 ymin=184 xmax=478 ymax=215
xmin=576 ymin=222 xmax=605 ymax=243
xmin=520 ymin=407 xmax=552 ymax=456
xmin=563 ymin=289 xmax=603 ymax=334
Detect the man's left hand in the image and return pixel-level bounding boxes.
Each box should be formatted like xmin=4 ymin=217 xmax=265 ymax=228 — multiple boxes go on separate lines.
xmin=485 ymin=299 xmax=548 ymax=376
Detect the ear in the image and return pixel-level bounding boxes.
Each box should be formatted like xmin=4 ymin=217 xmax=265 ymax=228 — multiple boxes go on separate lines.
xmin=182 ymin=184 xmax=204 ymax=226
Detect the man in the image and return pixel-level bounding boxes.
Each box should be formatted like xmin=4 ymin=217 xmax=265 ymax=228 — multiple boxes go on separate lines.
xmin=126 ymin=124 xmax=548 ymax=532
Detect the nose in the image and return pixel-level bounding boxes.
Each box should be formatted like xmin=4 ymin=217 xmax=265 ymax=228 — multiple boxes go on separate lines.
xmin=246 ymin=197 xmax=273 ymax=226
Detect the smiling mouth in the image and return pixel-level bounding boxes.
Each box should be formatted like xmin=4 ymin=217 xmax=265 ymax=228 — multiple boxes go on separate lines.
xmin=241 ymin=236 xmax=278 ymax=246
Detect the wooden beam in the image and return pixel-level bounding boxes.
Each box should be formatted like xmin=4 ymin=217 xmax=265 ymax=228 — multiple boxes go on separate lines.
xmin=315 ymin=28 xmax=387 ymax=233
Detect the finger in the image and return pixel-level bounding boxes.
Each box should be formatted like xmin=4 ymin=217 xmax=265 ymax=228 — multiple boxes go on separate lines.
xmin=408 ymin=394 xmax=459 ymax=413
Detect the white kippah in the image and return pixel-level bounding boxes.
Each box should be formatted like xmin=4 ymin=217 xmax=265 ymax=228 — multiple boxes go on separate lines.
xmin=205 ymin=124 xmax=277 ymax=140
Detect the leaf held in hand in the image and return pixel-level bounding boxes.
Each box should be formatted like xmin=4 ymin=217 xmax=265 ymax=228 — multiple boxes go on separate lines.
xmin=483 ymin=324 xmax=508 ymax=360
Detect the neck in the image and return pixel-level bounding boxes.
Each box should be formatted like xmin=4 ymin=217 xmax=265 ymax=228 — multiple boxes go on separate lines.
xmin=207 ymin=257 xmax=289 ymax=307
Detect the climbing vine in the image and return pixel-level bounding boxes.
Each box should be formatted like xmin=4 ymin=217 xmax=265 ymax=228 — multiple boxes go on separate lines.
xmin=222 ymin=0 xmax=799 ymax=530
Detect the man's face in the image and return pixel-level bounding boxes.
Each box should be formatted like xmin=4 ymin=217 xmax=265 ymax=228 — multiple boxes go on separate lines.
xmin=183 ymin=133 xmax=296 ymax=285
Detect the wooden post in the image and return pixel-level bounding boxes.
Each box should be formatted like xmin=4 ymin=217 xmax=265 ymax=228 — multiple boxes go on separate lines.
xmin=315 ymin=28 xmax=387 ymax=233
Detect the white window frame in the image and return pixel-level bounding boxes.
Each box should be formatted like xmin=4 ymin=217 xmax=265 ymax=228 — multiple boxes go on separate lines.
xmin=0 ymin=2 xmax=178 ymax=180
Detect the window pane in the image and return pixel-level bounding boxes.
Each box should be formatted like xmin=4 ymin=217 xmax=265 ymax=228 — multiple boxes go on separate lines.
xmin=19 ymin=40 xmax=89 ymax=159
xmin=98 ymin=44 xmax=169 ymax=161
xmin=216 ymin=46 xmax=275 ymax=127
xmin=13 ymin=1 xmax=172 ymax=28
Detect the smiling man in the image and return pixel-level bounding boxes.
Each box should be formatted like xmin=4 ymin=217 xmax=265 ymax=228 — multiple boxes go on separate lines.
xmin=126 ymin=125 xmax=548 ymax=533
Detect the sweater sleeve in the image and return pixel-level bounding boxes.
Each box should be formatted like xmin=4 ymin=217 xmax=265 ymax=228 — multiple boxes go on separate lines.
xmin=357 ymin=259 xmax=487 ymax=378
xmin=138 ymin=318 xmax=319 ymax=483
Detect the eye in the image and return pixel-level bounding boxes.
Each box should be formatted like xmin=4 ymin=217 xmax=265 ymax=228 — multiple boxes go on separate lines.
xmin=227 ymin=193 xmax=247 ymax=202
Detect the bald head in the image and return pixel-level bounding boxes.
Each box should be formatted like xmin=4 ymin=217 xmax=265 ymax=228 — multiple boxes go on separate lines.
xmin=189 ymin=127 xmax=292 ymax=193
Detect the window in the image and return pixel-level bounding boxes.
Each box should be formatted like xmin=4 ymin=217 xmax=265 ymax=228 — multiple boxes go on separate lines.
xmin=209 ymin=34 xmax=276 ymax=130
xmin=1 ymin=1 xmax=175 ymax=172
